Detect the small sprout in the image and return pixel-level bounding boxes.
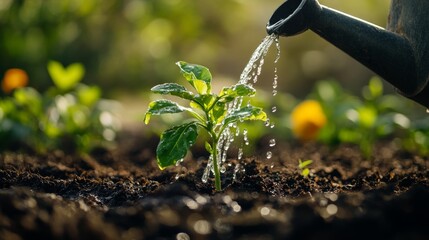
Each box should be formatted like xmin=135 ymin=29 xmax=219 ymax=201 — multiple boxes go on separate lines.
xmin=298 ymin=159 xmax=313 ymax=178
xmin=145 ymin=61 xmax=267 ymax=191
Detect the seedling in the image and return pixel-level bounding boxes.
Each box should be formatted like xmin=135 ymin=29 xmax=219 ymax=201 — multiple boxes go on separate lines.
xmin=144 ymin=61 xmax=267 ymax=191
xmin=298 ymin=159 xmax=313 ymax=178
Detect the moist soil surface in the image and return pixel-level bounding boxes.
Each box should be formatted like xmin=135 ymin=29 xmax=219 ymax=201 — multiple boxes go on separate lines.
xmin=1 ymin=132 xmax=428 ymax=240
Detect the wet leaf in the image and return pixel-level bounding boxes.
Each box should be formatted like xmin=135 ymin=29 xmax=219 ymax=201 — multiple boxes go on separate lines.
xmin=151 ymin=83 xmax=194 ymax=100
xmin=156 ymin=122 xmax=198 ymax=169
xmin=144 ymin=99 xmax=187 ymax=124
xmin=223 ymin=106 xmax=267 ymax=126
xmin=211 ymin=102 xmax=226 ymax=123
xmin=193 ymin=94 xmax=216 ymax=109
xmin=220 ymin=84 xmax=256 ymax=102
xmin=176 ymin=61 xmax=212 ymax=94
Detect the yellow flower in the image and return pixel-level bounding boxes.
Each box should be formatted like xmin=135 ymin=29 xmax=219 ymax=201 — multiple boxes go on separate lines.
xmin=2 ymin=68 xmax=29 ymax=93
xmin=291 ymin=100 xmax=327 ymax=141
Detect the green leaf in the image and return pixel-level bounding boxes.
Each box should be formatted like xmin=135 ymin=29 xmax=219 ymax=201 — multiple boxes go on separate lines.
xmin=77 ymin=85 xmax=101 ymax=106
xmin=301 ymin=168 xmax=310 ymax=178
xmin=205 ymin=141 xmax=213 ymax=154
xmin=193 ymin=94 xmax=216 ymax=109
xmin=151 ymin=83 xmax=194 ymax=100
xmin=13 ymin=87 xmax=42 ymax=115
xmin=220 ymin=84 xmax=256 ymax=102
xmin=47 ymin=61 xmax=85 ymax=91
xmin=211 ymin=102 xmax=227 ymax=124
xmin=176 ymin=61 xmax=212 ymax=94
xmin=368 ymin=76 xmax=383 ymax=98
xmin=223 ymin=106 xmax=267 ymax=126
xmin=358 ymin=106 xmax=377 ymax=128
xmin=298 ymin=159 xmax=313 ymax=169
xmin=156 ymin=122 xmax=198 ymax=170
xmin=144 ymin=99 xmax=187 ymax=124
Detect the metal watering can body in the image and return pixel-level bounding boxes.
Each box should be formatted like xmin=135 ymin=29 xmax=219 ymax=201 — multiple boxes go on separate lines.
xmin=267 ymin=0 xmax=429 ymax=108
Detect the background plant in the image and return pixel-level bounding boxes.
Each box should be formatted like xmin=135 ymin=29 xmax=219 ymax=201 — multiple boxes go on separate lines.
xmin=283 ymin=77 xmax=429 ymax=157
xmin=145 ymin=61 xmax=267 ymax=191
xmin=0 ymin=61 xmax=120 ymax=153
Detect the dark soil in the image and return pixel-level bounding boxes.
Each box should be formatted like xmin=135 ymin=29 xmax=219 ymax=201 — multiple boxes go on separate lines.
xmin=1 ymin=132 xmax=428 ymax=240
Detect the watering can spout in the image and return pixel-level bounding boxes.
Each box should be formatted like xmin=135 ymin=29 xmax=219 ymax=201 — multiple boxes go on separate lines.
xmin=267 ymin=0 xmax=429 ymax=108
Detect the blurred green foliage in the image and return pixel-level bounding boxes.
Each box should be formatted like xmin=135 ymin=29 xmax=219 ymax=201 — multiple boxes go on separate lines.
xmin=0 ymin=0 xmax=246 ymax=93
xmin=1 ymin=0 xmax=392 ymax=97
xmin=0 ymin=61 xmax=120 ymax=153
xmin=312 ymin=77 xmax=412 ymax=156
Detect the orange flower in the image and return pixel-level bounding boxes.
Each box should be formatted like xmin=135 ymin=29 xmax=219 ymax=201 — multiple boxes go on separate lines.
xmin=2 ymin=68 xmax=29 ymax=93
xmin=291 ymin=100 xmax=327 ymax=141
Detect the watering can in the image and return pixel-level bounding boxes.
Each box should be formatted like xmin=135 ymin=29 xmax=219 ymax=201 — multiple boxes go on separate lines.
xmin=267 ymin=0 xmax=429 ymax=108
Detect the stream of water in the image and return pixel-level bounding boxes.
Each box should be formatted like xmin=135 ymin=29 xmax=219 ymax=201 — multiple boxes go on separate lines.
xmin=202 ymin=34 xmax=281 ymax=183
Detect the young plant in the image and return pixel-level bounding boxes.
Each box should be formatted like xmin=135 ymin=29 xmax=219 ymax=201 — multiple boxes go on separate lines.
xmin=298 ymin=159 xmax=313 ymax=178
xmin=144 ymin=61 xmax=267 ymax=191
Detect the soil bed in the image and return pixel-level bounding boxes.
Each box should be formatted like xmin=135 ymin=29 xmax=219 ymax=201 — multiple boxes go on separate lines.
xmin=1 ymin=133 xmax=428 ymax=240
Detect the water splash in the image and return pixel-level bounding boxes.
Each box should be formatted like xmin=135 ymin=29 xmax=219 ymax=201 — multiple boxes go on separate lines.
xmin=237 ymin=147 xmax=243 ymax=160
xmin=203 ymin=34 xmax=280 ymax=182
xmin=271 ymin=106 xmax=277 ymax=113
xmin=269 ymin=138 xmax=276 ymax=147
xmin=239 ymin=34 xmax=278 ymax=85
xmin=243 ymin=128 xmax=249 ymax=146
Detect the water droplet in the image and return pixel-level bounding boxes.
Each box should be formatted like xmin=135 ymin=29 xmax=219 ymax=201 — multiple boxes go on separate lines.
xmin=238 ymin=148 xmax=243 ymax=160
xmin=202 ymin=172 xmax=208 ymax=183
xmin=221 ymin=165 xmax=226 ymax=173
xmin=221 ymin=150 xmax=227 ymax=163
xmin=266 ymin=151 xmax=272 ymax=159
xmin=243 ymin=129 xmax=249 ymax=146
xmin=272 ymin=77 xmax=278 ymax=89
xmin=269 ymin=139 xmax=276 ymax=147
xmin=270 ymin=163 xmax=275 ymax=169
xmin=272 ymin=90 xmax=278 ymax=96
xmin=202 ymin=157 xmax=212 ymax=183
xmin=270 ymin=123 xmax=275 ymax=129
xmin=271 ymin=106 xmax=277 ymax=113
xmin=264 ymin=119 xmax=270 ymax=127
xmin=275 ymin=37 xmax=281 ymax=63
xmin=176 ymin=158 xmax=184 ymax=166
xmin=233 ymin=164 xmax=241 ymax=181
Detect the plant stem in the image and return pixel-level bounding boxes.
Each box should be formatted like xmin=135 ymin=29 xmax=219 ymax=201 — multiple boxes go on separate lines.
xmin=211 ymin=138 xmax=222 ymax=191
